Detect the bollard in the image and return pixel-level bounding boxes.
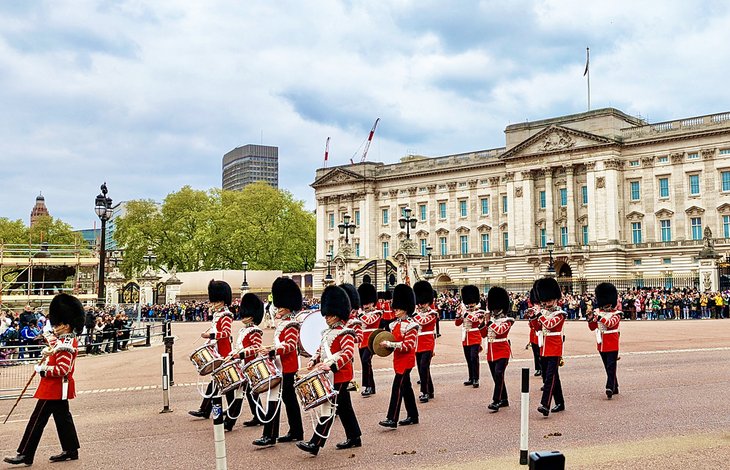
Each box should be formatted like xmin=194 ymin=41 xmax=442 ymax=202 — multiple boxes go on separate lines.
xmin=145 ymin=324 xmax=151 ymax=347
xmin=520 ymin=367 xmax=530 ymax=465
xmin=212 ymin=395 xmax=227 ymax=470
xmin=160 ymin=353 xmax=172 ymax=414
xmin=164 ymin=335 xmax=175 ymax=385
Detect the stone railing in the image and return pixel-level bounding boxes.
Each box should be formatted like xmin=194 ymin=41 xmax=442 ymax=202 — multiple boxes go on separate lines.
xmin=621 ymin=111 xmax=730 ymax=139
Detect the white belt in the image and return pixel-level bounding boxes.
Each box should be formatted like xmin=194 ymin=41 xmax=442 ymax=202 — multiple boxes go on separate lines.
xmin=488 ymin=338 xmax=508 ymax=343
xmin=544 ymin=332 xmax=562 ymax=337
xmin=363 ymin=328 xmax=378 ymax=332
xmin=467 ymin=328 xmax=481 ymax=332
xmin=603 ymin=329 xmax=620 ymax=334
xmin=418 ymin=331 xmax=435 ymax=336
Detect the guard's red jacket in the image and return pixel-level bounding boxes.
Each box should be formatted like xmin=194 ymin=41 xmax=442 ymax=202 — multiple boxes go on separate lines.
xmin=346 ymin=311 xmax=363 ymax=345
xmin=359 ymin=307 xmax=382 ymax=349
xmin=210 ymin=308 xmax=233 ymax=357
xmin=236 ymin=325 xmax=263 ymax=364
xmin=386 ymin=319 xmax=419 ymax=374
xmin=455 ymin=306 xmax=485 ymax=346
xmin=313 ymin=324 xmax=357 ymax=384
xmin=36 ymin=334 xmax=77 ymax=400
xmin=588 ymin=309 xmax=621 ymax=353
xmin=380 ymin=300 xmax=394 ymax=321
xmin=273 ymin=318 xmax=301 ymax=373
xmin=526 ymin=305 xmax=540 ymax=345
xmin=486 ymin=318 xmax=513 ymax=361
xmin=413 ymin=306 xmax=437 ymax=352
xmin=537 ymin=308 xmax=565 ymax=357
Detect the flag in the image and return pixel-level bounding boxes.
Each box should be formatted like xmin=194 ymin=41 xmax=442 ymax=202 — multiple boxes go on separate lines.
xmin=583 ymin=47 xmax=590 ymax=77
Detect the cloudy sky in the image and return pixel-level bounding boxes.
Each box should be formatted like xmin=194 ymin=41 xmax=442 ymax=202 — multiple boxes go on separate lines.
xmin=2 ymin=0 xmax=730 ymax=230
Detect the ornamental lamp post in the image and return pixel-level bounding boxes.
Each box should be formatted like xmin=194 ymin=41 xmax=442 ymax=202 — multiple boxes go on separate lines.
xmin=398 ymin=207 xmax=417 ymax=239
xmin=425 ymin=245 xmax=434 ymax=278
xmin=143 ymin=248 xmax=157 ymax=269
xmin=325 ymin=252 xmax=333 ymax=282
xmin=546 ymin=239 xmax=555 ymax=274
xmin=94 ymin=183 xmax=113 ymax=308
xmin=338 ymin=213 xmax=356 ymax=244
xmin=241 ymin=261 xmax=249 ymax=292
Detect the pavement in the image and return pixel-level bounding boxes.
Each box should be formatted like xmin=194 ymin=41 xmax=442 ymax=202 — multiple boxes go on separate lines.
xmin=1 ymin=318 xmax=730 ymax=469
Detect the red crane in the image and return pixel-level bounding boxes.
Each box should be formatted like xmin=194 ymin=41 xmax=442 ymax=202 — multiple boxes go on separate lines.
xmin=350 ymin=118 xmax=380 ymax=164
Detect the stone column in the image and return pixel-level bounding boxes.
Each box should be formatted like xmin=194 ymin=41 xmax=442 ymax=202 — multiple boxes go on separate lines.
xmin=316 ymin=196 xmax=327 ymax=261
xmin=585 ymin=162 xmax=598 ymax=243
xmin=565 ymin=165 xmax=576 ymax=246
xmin=447 ymin=182 xmax=458 ymax=252
xmin=544 ymin=168 xmax=555 ymax=243
xmin=521 ymin=171 xmax=535 ymax=248
xmin=505 ymin=172 xmax=516 ymax=250
xmin=604 ymin=159 xmax=622 ymax=243
xmin=363 ymin=188 xmax=376 ymax=259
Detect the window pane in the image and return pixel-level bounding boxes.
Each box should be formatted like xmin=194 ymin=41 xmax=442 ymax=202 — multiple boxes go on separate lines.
xmin=540 ymin=228 xmax=546 ymax=248
xmin=582 ymin=225 xmax=588 ymax=245
xmin=724 ymin=215 xmax=730 ymax=238
xmin=420 ymin=239 xmax=427 ymax=256
xmin=539 ymin=191 xmax=546 ymax=209
xmin=502 ymin=232 xmax=509 ymax=250
xmin=559 ymin=188 xmax=567 ymax=206
xmin=659 ymin=178 xmax=669 ymax=198
xmin=481 ymin=198 xmax=489 ymax=215
xmin=481 ymin=233 xmax=490 ymax=253
xmin=723 ymin=172 xmax=730 ymax=192
xmin=382 ymin=242 xmax=389 ymax=258
xmin=382 ymin=209 xmax=389 ymax=224
xmin=419 ymin=204 xmax=427 ymax=221
xmin=460 ymin=235 xmax=468 ymax=254
xmin=581 ymin=186 xmax=588 ymax=205
xmin=439 ymin=237 xmax=447 ymax=256
xmin=632 ymin=222 xmax=642 ymax=244
xmin=691 ymin=217 xmax=702 ymax=240
xmin=459 ymin=200 xmax=467 ymax=217
xmin=502 ymin=196 xmax=508 ymax=213
xmin=630 ymin=181 xmax=640 ymax=200
xmin=689 ymin=175 xmax=700 ymax=195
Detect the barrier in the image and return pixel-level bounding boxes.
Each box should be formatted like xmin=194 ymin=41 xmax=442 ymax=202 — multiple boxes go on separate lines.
xmin=160 ymin=353 xmax=172 ymax=413
xmin=520 ymin=367 xmax=529 ymax=465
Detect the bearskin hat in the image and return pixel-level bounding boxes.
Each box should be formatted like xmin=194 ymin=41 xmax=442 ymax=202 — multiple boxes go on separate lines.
xmin=413 ymin=280 xmax=434 ymax=305
xmin=391 ymin=284 xmax=416 ymax=316
xmin=534 ymin=277 xmax=562 ymax=302
xmin=339 ymin=283 xmax=361 ymax=310
xmin=48 ymin=293 xmax=85 ymax=335
xmin=240 ymin=293 xmax=264 ymax=325
xmin=461 ymin=285 xmax=480 ymax=305
xmin=358 ymin=282 xmax=377 ymax=306
xmin=595 ymin=282 xmax=618 ymax=309
xmin=487 ymin=286 xmax=510 ymax=314
xmin=208 ymin=280 xmax=232 ymax=306
xmin=321 ymin=285 xmax=351 ymax=322
xmin=272 ymin=277 xmax=302 ymax=312
xmin=529 ymin=285 xmax=539 ymax=305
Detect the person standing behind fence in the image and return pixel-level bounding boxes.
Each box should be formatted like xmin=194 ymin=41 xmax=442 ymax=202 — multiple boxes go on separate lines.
xmin=4 ymin=293 xmax=84 ymax=466
xmin=588 ymin=283 xmax=621 ymax=399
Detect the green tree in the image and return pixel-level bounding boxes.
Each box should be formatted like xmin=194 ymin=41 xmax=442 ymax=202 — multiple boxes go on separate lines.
xmin=0 ymin=216 xmax=80 ymax=246
xmin=0 ymin=218 xmax=28 ymax=245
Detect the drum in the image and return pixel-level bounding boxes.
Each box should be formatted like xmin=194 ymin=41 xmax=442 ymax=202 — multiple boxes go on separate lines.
xmin=211 ymin=359 xmax=246 ymax=394
xmin=298 ymin=311 xmax=328 ymax=358
xmin=189 ymin=343 xmax=224 ymax=376
xmin=294 ymin=370 xmax=337 ymax=411
xmin=243 ymin=356 xmax=282 ymax=394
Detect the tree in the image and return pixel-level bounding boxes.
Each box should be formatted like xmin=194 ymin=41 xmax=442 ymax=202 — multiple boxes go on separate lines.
xmin=0 ymin=218 xmax=28 ymax=245
xmin=0 ymin=216 xmax=80 ymax=246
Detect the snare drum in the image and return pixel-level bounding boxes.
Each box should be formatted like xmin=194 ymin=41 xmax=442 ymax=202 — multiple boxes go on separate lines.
xmin=294 ymin=370 xmax=337 ymax=411
xmin=298 ymin=311 xmax=328 ymax=358
xmin=211 ymin=359 xmax=246 ymax=394
xmin=190 ymin=343 xmax=224 ymax=376
xmin=243 ymin=356 xmax=282 ymax=394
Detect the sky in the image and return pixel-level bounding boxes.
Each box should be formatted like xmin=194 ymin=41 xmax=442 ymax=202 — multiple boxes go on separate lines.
xmin=2 ymin=0 xmax=730 ymax=230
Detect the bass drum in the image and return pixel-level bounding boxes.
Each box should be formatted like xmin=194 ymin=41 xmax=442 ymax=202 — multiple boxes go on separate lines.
xmin=298 ymin=310 xmax=328 ymax=358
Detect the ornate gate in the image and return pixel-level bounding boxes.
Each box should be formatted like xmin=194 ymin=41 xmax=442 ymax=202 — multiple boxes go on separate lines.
xmin=718 ymin=256 xmax=730 ymax=291
xmin=122 ymin=282 xmax=140 ymax=303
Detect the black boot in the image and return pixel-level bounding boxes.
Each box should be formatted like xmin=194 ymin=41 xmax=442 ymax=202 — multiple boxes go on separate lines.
xmin=252 ymin=436 xmax=276 ymax=446
xmin=3 ymin=454 xmax=33 ymax=466
xmin=335 ymin=437 xmax=362 ymax=449
xmin=379 ymin=419 xmax=397 ymax=428
xmin=188 ymin=409 xmax=209 ymax=419
xmin=550 ymin=403 xmax=565 ymax=413
xmin=296 ymin=441 xmax=320 ymax=456
xmin=487 ymin=401 xmax=500 ymax=411
xmin=49 ymin=450 xmax=78 ymax=462
xmin=398 ymin=416 xmax=418 ymax=426
xmin=418 ymin=393 xmax=429 ymax=403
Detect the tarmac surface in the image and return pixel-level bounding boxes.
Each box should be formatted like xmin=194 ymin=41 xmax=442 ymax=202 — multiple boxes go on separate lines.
xmin=2 ymin=318 xmax=730 ymax=469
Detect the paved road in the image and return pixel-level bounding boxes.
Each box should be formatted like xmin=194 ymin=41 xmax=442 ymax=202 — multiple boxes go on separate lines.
xmin=2 ymin=319 xmax=729 ymax=469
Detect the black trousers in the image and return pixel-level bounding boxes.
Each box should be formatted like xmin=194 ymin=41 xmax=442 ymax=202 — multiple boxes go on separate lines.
xmin=18 ymin=399 xmax=80 ymax=459
xmin=359 ymin=348 xmax=375 ymax=391
xmin=387 ymin=369 xmax=418 ymax=421
xmin=263 ymin=372 xmax=303 ymax=439
xmin=488 ymin=358 xmax=509 ymax=403
xmin=224 ymin=387 xmax=260 ymax=428
xmin=199 ymin=381 xmax=235 ymax=417
xmin=463 ymin=344 xmax=480 ymax=382
xmin=310 ymin=382 xmax=361 ymax=448
xmin=416 ymin=351 xmax=434 ymax=395
xmin=600 ymin=351 xmax=619 ymax=393
xmin=531 ymin=343 xmax=542 ymax=372
xmin=540 ymin=356 xmax=564 ymax=408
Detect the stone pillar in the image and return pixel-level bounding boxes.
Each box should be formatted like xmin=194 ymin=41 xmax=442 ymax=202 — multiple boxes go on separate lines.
xmin=521 ymin=171 xmax=535 ymax=248
xmin=544 ymin=168 xmax=555 ymax=243
xmin=585 ymin=162 xmax=598 ymax=243
xmin=165 ymin=271 xmax=183 ymax=304
xmin=363 ymin=188 xmax=376 ymax=259
xmin=316 ymin=196 xmax=327 ymax=261
xmin=698 ymin=259 xmax=718 ymax=292
xmin=565 ymin=165 xmax=576 ymax=246
xmin=505 ymin=172 xmax=516 ymax=251
xmin=604 ymin=159 xmax=622 ymax=243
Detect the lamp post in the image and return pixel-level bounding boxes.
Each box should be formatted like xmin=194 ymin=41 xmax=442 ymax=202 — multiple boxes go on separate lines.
xmin=109 ymin=251 xmax=122 ymax=270
xmin=325 ymin=252 xmax=333 ymax=282
xmin=143 ymin=248 xmax=157 ymax=269
xmin=94 ymin=183 xmax=113 ymax=307
xmin=241 ymin=261 xmax=249 ymax=292
xmin=546 ymin=239 xmax=555 ymax=274
xmin=338 ymin=214 xmax=356 ymax=244
xmin=398 ymin=207 xmax=417 ymax=239
xmin=425 ymin=245 xmax=434 ymax=278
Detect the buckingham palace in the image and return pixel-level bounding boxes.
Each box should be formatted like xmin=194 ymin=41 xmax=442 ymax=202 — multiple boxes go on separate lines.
xmin=311 ymin=108 xmax=730 ymax=294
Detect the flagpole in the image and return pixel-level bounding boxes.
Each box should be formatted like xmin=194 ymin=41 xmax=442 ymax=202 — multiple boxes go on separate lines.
xmin=585 ymin=47 xmax=591 ymax=111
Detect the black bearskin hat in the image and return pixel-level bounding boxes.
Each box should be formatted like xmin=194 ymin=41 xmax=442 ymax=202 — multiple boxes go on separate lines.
xmin=321 ymin=285 xmax=351 ymax=322
xmin=339 ymin=283 xmax=361 ymax=310
xmin=413 ymin=280 xmax=434 ymax=305
xmin=391 ymin=284 xmax=416 ymax=316
xmin=487 ymin=286 xmax=510 ymax=314
xmin=240 ymin=293 xmax=264 ymax=325
xmin=461 ymin=285 xmax=480 ymax=305
xmin=595 ymin=282 xmax=618 ymax=309
xmin=272 ymin=277 xmax=302 ymax=311
xmin=358 ymin=283 xmax=377 ymax=306
xmin=208 ymin=280 xmax=232 ymax=306
xmin=535 ymin=277 xmax=562 ymax=303
xmin=529 ymin=285 xmax=539 ymax=305
xmin=48 ymin=293 xmax=85 ymax=335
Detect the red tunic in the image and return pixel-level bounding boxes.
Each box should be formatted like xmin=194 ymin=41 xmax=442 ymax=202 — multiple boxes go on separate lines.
xmin=380 ymin=300 xmax=394 ymax=321
xmin=314 ymin=325 xmax=356 ymax=384
xmin=211 ymin=309 xmax=233 ymax=357
xmin=274 ymin=319 xmax=301 ymax=374
xmin=413 ymin=306 xmax=437 ymax=353
xmin=537 ymin=308 xmax=565 ymax=357
xmin=526 ymin=305 xmax=540 ymax=344
xmin=346 ymin=311 xmax=364 ymax=345
xmin=588 ymin=309 xmax=621 ymax=353
xmin=36 ymin=335 xmax=77 ymax=400
xmin=236 ymin=325 xmax=263 ymax=364
xmin=486 ymin=318 xmax=513 ymax=361
xmin=389 ymin=319 xmax=419 ymax=374
xmin=359 ymin=307 xmax=382 ymax=349
xmin=455 ymin=306 xmax=485 ymax=346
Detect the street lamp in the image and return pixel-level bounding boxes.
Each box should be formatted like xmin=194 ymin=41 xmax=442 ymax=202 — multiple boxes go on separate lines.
xmin=325 ymin=252 xmax=333 ymax=282
xmin=109 ymin=251 xmax=122 ymax=270
xmin=143 ymin=248 xmax=157 ymax=268
xmin=546 ymin=239 xmax=555 ymax=274
xmin=241 ymin=261 xmax=249 ymax=292
xmin=425 ymin=245 xmax=434 ymax=278
xmin=338 ymin=214 xmax=356 ymax=244
xmin=94 ymin=182 xmax=113 ymax=307
xmin=398 ymin=207 xmax=417 ymax=239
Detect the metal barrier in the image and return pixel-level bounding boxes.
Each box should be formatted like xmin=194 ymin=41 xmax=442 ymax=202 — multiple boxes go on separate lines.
xmin=0 ymin=357 xmax=39 ymax=400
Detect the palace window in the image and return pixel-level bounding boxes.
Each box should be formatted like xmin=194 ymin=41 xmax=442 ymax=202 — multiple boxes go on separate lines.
xmin=439 ymin=236 xmax=447 ymax=256
xmin=354 ymin=210 xmax=360 ymax=226
xmin=419 ymin=204 xmax=427 ymax=221
xmin=582 ymin=225 xmax=589 ymax=246
xmin=382 ymin=241 xmax=389 ymax=258
xmin=328 ymin=213 xmax=335 ymax=229
xmin=581 ymin=185 xmax=588 ymax=205
xmin=460 ymin=235 xmax=469 ymax=254
xmin=658 ymin=156 xmax=668 ymax=163
xmin=559 ymin=188 xmax=567 ymax=206
xmin=691 ymin=217 xmax=702 ymax=240
xmin=481 ymin=233 xmax=490 ymax=253
xmin=630 ymin=181 xmax=641 ymax=201
xmin=355 ymin=243 xmax=360 ymax=257
xmin=439 ymin=202 xmax=447 ymax=219
xmin=382 ymin=208 xmax=389 ymax=225
xmin=660 ymin=220 xmax=672 ymax=242
xmin=659 ymin=178 xmax=669 ymax=198
xmin=687 ymin=152 xmax=699 ymax=160
xmin=540 ymin=228 xmax=546 ymax=248
xmin=420 ymin=239 xmax=428 ymax=256
xmin=480 ymin=197 xmax=489 ymax=215
xmin=502 ymin=231 xmax=509 ymax=250
xmin=634 ymin=259 xmax=642 ymax=266
xmin=459 ymin=200 xmax=468 ymax=217
xmin=502 ymin=195 xmax=508 ymax=214
xmin=539 ymin=191 xmax=546 ymax=209
xmin=629 ymin=160 xmax=640 ymax=167
xmin=632 ymin=222 xmax=642 ymax=244
xmin=560 ymin=226 xmax=568 ymax=247
xmin=689 ymin=174 xmax=700 ymax=196
xmin=724 ymin=215 xmax=730 ymax=238
xmin=721 ymin=171 xmax=730 ymax=192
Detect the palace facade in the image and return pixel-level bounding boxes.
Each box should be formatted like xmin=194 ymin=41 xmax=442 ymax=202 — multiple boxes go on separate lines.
xmin=311 ymin=108 xmax=730 ymax=293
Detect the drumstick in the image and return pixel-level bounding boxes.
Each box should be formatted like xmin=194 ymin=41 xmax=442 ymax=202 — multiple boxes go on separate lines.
xmin=190 ymin=327 xmax=212 ymax=347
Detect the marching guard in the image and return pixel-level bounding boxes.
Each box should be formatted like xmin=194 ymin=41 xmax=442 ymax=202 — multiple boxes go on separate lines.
xmin=357 ymin=283 xmax=382 ymax=397
xmin=526 ymin=287 xmax=543 ymax=377
xmin=485 ymin=287 xmax=514 ymax=412
xmin=379 ymin=284 xmax=420 ymax=428
xmin=224 ymin=293 xmax=265 ymax=431
xmin=340 ymin=283 xmax=364 ymax=346
xmin=534 ymin=277 xmax=566 ymax=417
xmin=253 ymin=277 xmax=304 ymax=446
xmin=4 ymin=294 xmax=84 ymax=466
xmin=412 ymin=280 xmax=437 ymax=403
xmin=297 ymin=285 xmax=362 ymax=456
xmin=189 ymin=280 xmax=235 ymax=420
xmin=587 ymin=282 xmax=621 ymax=399
xmin=455 ymin=285 xmax=485 ymax=388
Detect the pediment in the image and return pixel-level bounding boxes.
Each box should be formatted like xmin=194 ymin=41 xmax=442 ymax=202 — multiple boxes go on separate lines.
xmin=415 ymin=229 xmax=429 ymax=238
xmin=311 ymin=167 xmax=366 ymax=188
xmin=476 ymin=224 xmax=492 ymax=232
xmin=655 ymin=208 xmax=674 ymax=218
xmin=455 ymin=225 xmax=470 ymax=234
xmin=717 ymin=203 xmax=730 ymax=214
xmin=626 ymin=211 xmax=645 ymax=221
xmin=435 ymin=227 xmax=450 ymax=236
xmin=684 ymin=205 xmax=705 ymax=216
xmin=378 ymin=233 xmax=391 ymax=241
xmin=500 ymin=125 xmax=617 ymax=160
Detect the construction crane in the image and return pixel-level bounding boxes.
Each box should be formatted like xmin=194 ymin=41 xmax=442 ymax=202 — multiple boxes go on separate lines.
xmin=350 ymin=118 xmax=380 ymax=164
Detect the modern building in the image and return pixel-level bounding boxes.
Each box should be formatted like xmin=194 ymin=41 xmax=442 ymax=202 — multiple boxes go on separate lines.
xmin=311 ymin=108 xmax=730 ymax=294
xmin=222 ymin=144 xmax=279 ymax=191
xmin=30 ymin=193 xmax=50 ymax=226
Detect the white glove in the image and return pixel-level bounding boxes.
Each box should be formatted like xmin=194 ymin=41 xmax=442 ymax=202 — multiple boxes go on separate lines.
xmin=34 ymin=364 xmax=45 ymax=374
xmin=41 ymin=346 xmax=53 ymax=357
